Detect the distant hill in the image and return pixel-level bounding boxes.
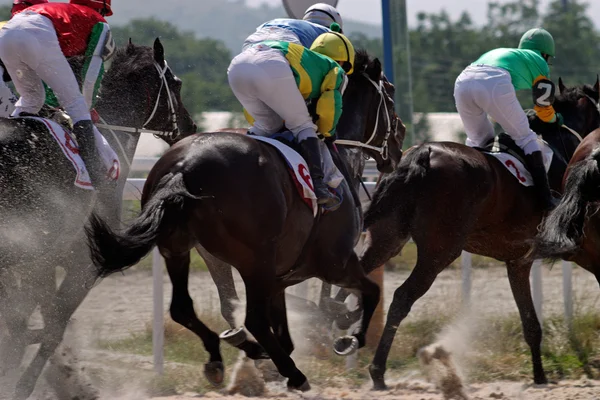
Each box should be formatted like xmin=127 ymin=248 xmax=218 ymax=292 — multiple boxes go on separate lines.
xmin=110 ymin=0 xmax=381 ymax=53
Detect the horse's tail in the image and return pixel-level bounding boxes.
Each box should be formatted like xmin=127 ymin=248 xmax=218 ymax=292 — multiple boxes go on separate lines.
xmin=86 ymin=172 xmax=193 ymax=278
xmin=536 ymin=148 xmax=600 ymax=258
xmin=364 ymin=145 xmax=430 ymax=229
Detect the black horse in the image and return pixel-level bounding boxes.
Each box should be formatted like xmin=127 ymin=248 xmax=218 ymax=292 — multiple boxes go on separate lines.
xmin=0 ymin=38 xmax=196 ymax=399
xmin=86 ymin=50 xmax=403 ymax=390
xmin=357 ymin=80 xmax=600 ymax=390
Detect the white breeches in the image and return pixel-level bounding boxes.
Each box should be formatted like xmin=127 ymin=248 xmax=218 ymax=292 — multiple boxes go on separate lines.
xmin=227 ymin=44 xmax=317 ymax=141
xmin=0 ymin=12 xmax=90 ymax=123
xmin=0 ymin=12 xmax=119 ymax=178
xmin=454 ymin=65 xmax=540 ymax=155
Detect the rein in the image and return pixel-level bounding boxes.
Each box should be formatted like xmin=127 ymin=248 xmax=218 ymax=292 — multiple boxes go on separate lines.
xmin=96 ymin=60 xmax=180 ymax=144
xmin=334 ymin=73 xmax=397 ymax=160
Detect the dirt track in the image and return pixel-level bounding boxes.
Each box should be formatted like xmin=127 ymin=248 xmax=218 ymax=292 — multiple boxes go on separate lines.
xmin=5 ymin=263 xmax=600 ymax=399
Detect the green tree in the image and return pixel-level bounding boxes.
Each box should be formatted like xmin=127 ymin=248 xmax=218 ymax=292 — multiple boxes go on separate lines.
xmin=111 ymin=18 xmax=239 ymax=115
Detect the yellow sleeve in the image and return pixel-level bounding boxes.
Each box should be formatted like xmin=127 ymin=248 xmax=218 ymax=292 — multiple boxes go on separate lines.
xmin=315 ymin=67 xmax=345 ymax=137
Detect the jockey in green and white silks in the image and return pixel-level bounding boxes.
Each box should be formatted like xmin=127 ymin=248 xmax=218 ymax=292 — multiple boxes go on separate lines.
xmin=454 ymin=28 xmax=559 ymax=211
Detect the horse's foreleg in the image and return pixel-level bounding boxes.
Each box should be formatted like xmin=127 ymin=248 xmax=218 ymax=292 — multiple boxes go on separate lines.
xmin=242 ymin=261 xmax=309 ymax=391
xmin=506 ymin=259 xmax=547 ymax=384
xmin=14 ymin=265 xmax=92 ymax=400
xmin=368 ymin=245 xmax=460 ymax=391
xmin=270 ymin=291 xmax=294 ymax=356
xmin=164 ymin=250 xmax=225 ymax=387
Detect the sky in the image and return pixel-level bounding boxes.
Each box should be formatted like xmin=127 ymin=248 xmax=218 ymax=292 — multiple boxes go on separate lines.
xmin=246 ymin=0 xmax=600 ymax=27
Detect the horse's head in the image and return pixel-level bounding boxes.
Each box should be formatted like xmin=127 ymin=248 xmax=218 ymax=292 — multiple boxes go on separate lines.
xmin=336 ymin=50 xmax=404 ymax=173
xmin=97 ymin=38 xmax=197 ymax=145
xmin=554 ymin=76 xmax=600 ymax=138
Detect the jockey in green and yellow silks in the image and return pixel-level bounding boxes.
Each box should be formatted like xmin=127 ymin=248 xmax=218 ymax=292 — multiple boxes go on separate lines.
xmin=228 ymin=24 xmax=354 ymax=210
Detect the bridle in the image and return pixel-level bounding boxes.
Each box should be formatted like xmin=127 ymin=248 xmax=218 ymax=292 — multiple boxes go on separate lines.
xmin=334 ymin=73 xmax=398 ymax=161
xmin=96 ymin=60 xmax=180 ymax=155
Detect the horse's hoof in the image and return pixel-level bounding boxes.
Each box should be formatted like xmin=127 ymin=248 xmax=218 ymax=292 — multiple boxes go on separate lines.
xmin=220 ymin=327 xmax=247 ymax=347
xmin=287 ymin=377 xmax=311 ymax=392
xmin=333 ymin=335 xmax=359 ymax=356
xmin=369 ymin=364 xmax=387 ymax=391
xmin=204 ymin=361 xmax=225 ymax=387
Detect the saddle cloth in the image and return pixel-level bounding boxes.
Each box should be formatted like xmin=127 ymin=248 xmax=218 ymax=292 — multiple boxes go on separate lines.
xmin=250 ymin=135 xmax=318 ymax=216
xmin=25 ymin=116 xmax=93 ymax=190
xmin=479 ymin=134 xmax=553 ymax=187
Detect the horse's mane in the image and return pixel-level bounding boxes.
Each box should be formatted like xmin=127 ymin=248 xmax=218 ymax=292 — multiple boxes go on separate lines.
xmin=100 ymin=44 xmax=154 ymax=94
xmin=556 ymin=84 xmax=597 ymax=105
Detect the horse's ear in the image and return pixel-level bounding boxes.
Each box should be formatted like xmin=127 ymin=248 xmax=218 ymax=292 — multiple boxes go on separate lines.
xmin=558 ymin=77 xmax=566 ymax=93
xmin=153 ymin=37 xmax=165 ymax=66
xmin=367 ymin=58 xmax=382 ymax=81
xmin=595 ymin=74 xmax=599 ymax=95
xmin=126 ymin=38 xmax=135 ymax=55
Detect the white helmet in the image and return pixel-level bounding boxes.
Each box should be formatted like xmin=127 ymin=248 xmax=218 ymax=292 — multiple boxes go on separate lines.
xmin=303 ymin=3 xmax=343 ymax=31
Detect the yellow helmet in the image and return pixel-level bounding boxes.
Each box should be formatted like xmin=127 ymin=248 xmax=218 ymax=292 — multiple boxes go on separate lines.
xmin=310 ymin=24 xmax=355 ymax=75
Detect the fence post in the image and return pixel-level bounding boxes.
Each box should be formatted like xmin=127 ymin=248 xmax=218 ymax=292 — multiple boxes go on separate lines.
xmin=562 ymin=260 xmax=573 ymax=329
xmin=152 ymin=246 xmax=164 ymax=375
xmin=531 ymin=260 xmax=543 ymax=326
xmin=461 ymin=251 xmax=472 ymax=307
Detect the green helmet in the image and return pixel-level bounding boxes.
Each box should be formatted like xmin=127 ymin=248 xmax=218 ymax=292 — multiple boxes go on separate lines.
xmin=518 ymin=28 xmax=555 ymax=57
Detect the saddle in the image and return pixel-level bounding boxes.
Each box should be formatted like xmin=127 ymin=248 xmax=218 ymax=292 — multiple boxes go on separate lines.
xmin=473 ymin=112 xmax=571 ymax=189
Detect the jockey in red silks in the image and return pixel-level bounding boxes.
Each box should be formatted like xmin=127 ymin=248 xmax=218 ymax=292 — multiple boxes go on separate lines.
xmin=0 ymin=0 xmax=119 ymax=187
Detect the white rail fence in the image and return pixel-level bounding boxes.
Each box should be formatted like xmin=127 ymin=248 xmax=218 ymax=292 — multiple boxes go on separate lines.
xmin=123 ymin=157 xmax=574 ymax=374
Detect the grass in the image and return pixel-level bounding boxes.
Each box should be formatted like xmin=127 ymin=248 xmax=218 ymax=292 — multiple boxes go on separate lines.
xmin=98 ymin=308 xmax=600 ymax=394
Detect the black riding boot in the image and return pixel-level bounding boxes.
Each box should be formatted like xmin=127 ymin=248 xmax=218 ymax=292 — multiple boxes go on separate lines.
xmin=72 ymin=120 xmax=105 ymax=188
xmin=524 ymin=150 xmax=558 ymax=211
xmin=298 ymin=137 xmax=340 ymax=210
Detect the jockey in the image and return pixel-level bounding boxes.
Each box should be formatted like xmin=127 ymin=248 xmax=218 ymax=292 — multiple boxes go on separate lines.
xmin=228 ymin=25 xmax=355 ymax=210
xmin=0 ymin=0 xmax=119 ymax=188
xmin=303 ymin=3 xmax=344 ymax=32
xmin=454 ymin=27 xmax=559 ymax=211
xmin=243 ymin=3 xmax=343 ymax=50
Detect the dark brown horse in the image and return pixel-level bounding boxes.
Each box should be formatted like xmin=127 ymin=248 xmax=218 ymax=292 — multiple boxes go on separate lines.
xmin=535 ymin=123 xmax=600 ymax=279
xmin=358 ymin=79 xmax=600 ymax=390
xmin=86 ymin=51 xmax=403 ymax=390
xmin=0 ymin=39 xmax=196 ymax=399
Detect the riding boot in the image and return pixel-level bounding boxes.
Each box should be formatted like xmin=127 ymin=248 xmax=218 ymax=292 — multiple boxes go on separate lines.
xmin=72 ymin=120 xmax=106 ymax=189
xmin=523 ymin=150 xmax=559 ymax=211
xmin=298 ymin=137 xmax=341 ymax=210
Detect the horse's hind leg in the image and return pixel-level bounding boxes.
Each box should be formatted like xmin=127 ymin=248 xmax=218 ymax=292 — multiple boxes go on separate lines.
xmin=506 ymin=259 xmax=547 ymax=384
xmin=241 ymin=258 xmax=309 ymax=391
xmin=368 ymin=243 xmax=462 ymax=390
xmin=14 ymin=264 xmax=93 ymax=400
xmin=195 ymin=244 xmax=239 ymax=328
xmin=164 ymin=250 xmax=225 ymax=386
xmin=328 ymin=252 xmax=380 ymax=355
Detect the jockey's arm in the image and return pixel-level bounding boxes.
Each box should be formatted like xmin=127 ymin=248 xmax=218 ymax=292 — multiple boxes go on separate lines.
xmin=81 ymin=22 xmax=115 ymax=109
xmin=532 ymin=76 xmax=559 ymax=124
xmin=315 ymin=66 xmax=347 ymax=138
